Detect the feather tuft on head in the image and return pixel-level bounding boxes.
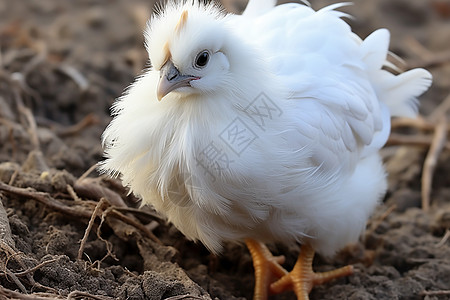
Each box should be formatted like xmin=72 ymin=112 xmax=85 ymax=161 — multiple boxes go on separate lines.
xmin=175 ymin=10 xmax=188 ymax=34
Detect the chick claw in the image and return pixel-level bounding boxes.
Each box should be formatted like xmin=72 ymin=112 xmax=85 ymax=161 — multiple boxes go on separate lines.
xmin=270 ymin=245 xmax=354 ymax=300
xmin=245 ymin=239 xmax=288 ymax=300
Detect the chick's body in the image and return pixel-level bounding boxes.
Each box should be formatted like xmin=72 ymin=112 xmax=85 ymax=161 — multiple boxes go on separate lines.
xmin=101 ymin=0 xmax=431 ymax=260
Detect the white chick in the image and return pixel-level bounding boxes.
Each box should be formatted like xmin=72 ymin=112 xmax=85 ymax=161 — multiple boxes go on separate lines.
xmin=100 ymin=1 xmax=432 ymax=299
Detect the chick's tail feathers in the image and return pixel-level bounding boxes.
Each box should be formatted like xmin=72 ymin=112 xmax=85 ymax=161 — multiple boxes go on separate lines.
xmin=376 ymin=68 xmax=432 ymax=118
xmin=361 ymin=29 xmax=432 ymax=118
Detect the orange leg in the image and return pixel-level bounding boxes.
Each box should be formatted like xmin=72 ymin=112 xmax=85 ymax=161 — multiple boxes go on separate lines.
xmin=245 ymin=239 xmax=288 ymax=300
xmin=270 ymin=244 xmax=354 ymax=300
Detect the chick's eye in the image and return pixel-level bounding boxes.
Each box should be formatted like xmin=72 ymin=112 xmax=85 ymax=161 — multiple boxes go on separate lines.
xmin=194 ymin=51 xmax=209 ymax=68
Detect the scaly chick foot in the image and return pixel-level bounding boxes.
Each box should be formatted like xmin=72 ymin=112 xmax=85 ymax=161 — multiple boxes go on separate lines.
xmin=270 ymin=244 xmax=354 ymax=300
xmin=245 ymin=239 xmax=288 ymax=300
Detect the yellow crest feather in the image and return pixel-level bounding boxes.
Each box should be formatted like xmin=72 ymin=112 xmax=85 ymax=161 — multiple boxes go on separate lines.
xmin=175 ymin=10 xmax=188 ymax=34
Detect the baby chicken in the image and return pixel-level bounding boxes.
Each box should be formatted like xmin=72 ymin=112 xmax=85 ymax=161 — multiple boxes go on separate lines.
xmin=101 ymin=1 xmax=432 ymax=299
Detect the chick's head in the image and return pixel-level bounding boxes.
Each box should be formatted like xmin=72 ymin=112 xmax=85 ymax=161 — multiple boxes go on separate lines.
xmin=146 ymin=3 xmax=233 ymax=101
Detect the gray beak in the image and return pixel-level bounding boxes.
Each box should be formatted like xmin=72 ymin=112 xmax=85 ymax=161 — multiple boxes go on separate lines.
xmin=157 ymin=60 xmax=198 ymax=101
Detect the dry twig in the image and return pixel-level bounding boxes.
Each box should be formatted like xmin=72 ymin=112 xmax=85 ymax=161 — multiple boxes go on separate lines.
xmin=67 ymin=291 xmax=114 ymax=300
xmin=0 ymin=285 xmax=113 ymax=300
xmin=420 ymin=290 xmax=450 ymax=296
xmin=96 ymin=207 xmax=119 ymax=263
xmin=421 ymin=116 xmax=447 ymax=211
xmin=387 ymin=133 xmax=450 ymax=150
xmin=56 ymin=114 xmax=99 ymax=138
xmin=164 ymin=295 xmax=204 ymax=300
xmin=13 ymin=258 xmax=58 ymax=277
xmin=389 ymin=92 xmax=450 ymax=211
xmin=114 ymin=207 xmax=163 ymax=222
xmin=435 ymin=229 xmax=450 ymax=248
xmin=0 ymin=196 xmax=15 ymax=248
xmin=0 ymin=181 xmax=162 ymax=247
xmin=0 ymin=181 xmax=92 ymax=219
xmin=57 ymin=65 xmax=89 ymax=92
xmin=12 ymin=86 xmax=40 ymax=150
xmin=405 ymin=36 xmax=450 ymax=69
xmin=409 ymin=51 xmax=450 ymax=69
xmin=77 ymin=199 xmax=108 ymax=260
xmin=391 ymin=116 xmax=435 ymax=131
xmin=0 ymin=242 xmax=27 ymax=293
xmin=3 ymin=267 xmax=28 ymax=294
xmin=0 ymin=285 xmax=47 ymax=299
xmin=0 ymin=256 xmax=59 ymax=296
xmin=104 ymin=207 xmax=162 ymax=244
xmin=366 ymin=204 xmax=397 ymax=237
xmin=8 ymin=166 xmax=20 ymax=186
xmin=73 ymin=166 xmax=129 ymax=207
xmin=78 ymin=164 xmax=98 ymax=182
xmin=74 ymin=178 xmax=127 ymax=208
xmin=66 ymin=184 xmax=82 ymax=202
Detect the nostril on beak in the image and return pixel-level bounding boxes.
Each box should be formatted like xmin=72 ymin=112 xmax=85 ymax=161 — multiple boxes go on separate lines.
xmin=167 ymin=68 xmax=179 ymax=81
xmin=168 ymin=72 xmax=178 ymax=81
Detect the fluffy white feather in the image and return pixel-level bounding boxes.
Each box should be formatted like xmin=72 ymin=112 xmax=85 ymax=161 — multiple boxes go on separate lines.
xmin=100 ymin=0 xmax=432 ymax=256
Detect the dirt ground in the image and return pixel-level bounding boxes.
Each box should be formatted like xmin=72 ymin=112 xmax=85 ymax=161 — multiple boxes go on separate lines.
xmin=0 ymin=0 xmax=449 ymax=299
